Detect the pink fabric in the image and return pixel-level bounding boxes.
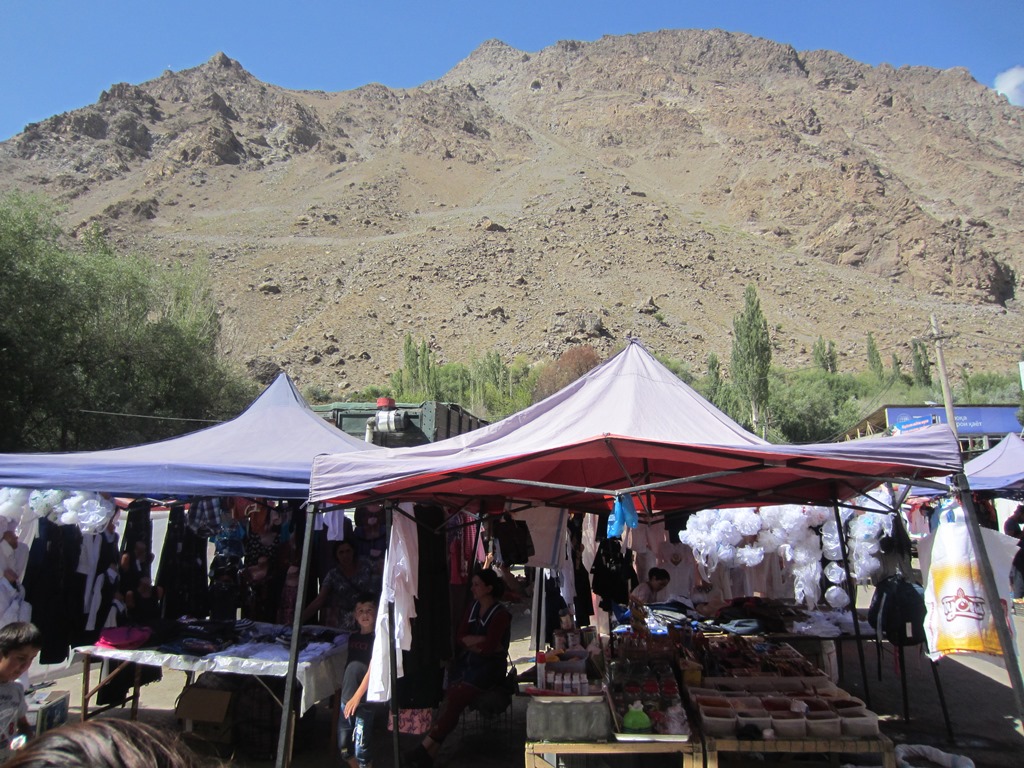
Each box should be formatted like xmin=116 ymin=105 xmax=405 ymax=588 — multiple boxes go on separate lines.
xmin=96 ymin=626 xmax=152 ymax=650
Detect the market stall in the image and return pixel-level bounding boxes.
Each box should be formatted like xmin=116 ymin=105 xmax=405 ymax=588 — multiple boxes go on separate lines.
xmin=308 ymin=340 xmax=963 ymax=766
xmin=0 ymin=373 xmax=379 ymax=767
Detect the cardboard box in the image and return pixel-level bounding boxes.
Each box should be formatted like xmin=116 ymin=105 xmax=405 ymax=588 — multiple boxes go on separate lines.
xmin=175 ymin=687 xmax=234 ymax=744
xmin=26 ymin=690 xmax=70 ymax=735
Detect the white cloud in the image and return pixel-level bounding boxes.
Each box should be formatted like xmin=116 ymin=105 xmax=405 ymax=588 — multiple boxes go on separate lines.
xmin=994 ymin=66 xmax=1024 ymax=106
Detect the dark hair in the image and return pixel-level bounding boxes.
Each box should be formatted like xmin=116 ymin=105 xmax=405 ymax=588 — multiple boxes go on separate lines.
xmin=4 ymin=720 xmax=208 ymax=768
xmin=354 ymin=592 xmax=379 ymax=607
xmin=0 ymin=622 xmax=41 ymax=655
xmin=648 ymin=567 xmax=670 ymax=583
xmin=474 ymin=567 xmax=506 ymax=599
xmin=334 ymin=541 xmax=356 ymax=558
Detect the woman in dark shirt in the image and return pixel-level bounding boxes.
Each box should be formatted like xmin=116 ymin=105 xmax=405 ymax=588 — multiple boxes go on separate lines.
xmin=407 ymin=569 xmax=511 ymax=767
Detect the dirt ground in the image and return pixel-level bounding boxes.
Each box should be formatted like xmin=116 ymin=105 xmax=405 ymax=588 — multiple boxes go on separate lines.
xmin=29 ymin=589 xmax=1024 ymax=768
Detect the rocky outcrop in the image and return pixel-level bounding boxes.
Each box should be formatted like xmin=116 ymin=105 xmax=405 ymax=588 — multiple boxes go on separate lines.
xmin=1 ymin=32 xmax=1022 ymax=396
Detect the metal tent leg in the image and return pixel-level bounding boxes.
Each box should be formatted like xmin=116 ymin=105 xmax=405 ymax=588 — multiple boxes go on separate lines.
xmin=930 ymin=658 xmax=955 ymax=743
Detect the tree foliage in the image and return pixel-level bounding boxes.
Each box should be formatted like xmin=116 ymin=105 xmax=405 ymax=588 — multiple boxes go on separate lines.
xmin=0 ymin=192 xmax=254 ymax=451
xmin=812 ymin=336 xmax=838 ymax=374
xmin=380 ymin=333 xmax=541 ymax=419
xmin=911 ymin=340 xmax=932 ymax=387
xmin=866 ymin=332 xmax=884 ymax=380
xmin=532 ymin=346 xmax=602 ymax=402
xmin=730 ymin=284 xmax=772 ymax=432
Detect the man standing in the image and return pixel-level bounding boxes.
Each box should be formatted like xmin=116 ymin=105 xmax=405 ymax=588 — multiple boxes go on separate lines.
xmin=1002 ymin=504 xmax=1024 ymax=599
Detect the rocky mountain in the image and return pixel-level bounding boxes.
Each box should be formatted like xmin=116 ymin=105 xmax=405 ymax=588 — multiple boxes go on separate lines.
xmin=2 ymin=30 xmax=1023 ymax=398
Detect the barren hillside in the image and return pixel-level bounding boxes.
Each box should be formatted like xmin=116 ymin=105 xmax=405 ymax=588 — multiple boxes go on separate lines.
xmin=2 ymin=30 xmax=1022 ymax=396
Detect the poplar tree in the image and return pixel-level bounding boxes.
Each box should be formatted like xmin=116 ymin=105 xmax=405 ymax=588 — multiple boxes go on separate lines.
xmin=731 ymin=284 xmax=772 ymax=432
xmin=812 ymin=336 xmax=838 ymax=374
xmin=866 ymin=332 xmax=884 ymax=380
xmin=911 ymin=340 xmax=932 ymax=386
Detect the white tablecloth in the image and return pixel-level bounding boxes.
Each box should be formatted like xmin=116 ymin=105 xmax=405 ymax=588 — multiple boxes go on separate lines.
xmin=75 ymin=631 xmax=349 ymax=713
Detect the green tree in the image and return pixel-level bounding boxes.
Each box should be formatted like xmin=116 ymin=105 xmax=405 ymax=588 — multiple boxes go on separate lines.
xmin=0 ymin=192 xmax=252 ymax=451
xmin=866 ymin=332 xmax=884 ymax=380
xmin=890 ymin=353 xmax=902 ymax=382
xmin=769 ymin=369 xmax=849 ymax=443
xmin=812 ymin=336 xmax=838 ymax=374
xmin=702 ymin=352 xmax=723 ymax=404
xmin=731 ymin=284 xmax=772 ymax=432
xmin=911 ymin=340 xmax=932 ymax=387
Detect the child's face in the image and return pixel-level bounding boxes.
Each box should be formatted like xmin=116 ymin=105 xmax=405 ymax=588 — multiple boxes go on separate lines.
xmin=354 ymin=602 xmax=376 ymax=632
xmin=0 ymin=646 xmax=39 ymax=682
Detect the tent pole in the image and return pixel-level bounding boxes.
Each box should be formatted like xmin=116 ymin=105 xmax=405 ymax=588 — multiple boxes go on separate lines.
xmin=274 ymin=501 xmax=317 ymax=768
xmin=954 ymin=474 xmax=1024 ymax=719
xmin=386 ymin=503 xmax=402 ymax=768
xmin=831 ymin=489 xmax=871 ymax=709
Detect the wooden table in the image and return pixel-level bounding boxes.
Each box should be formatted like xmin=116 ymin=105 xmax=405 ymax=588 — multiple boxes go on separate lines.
xmin=525 ymin=739 xmax=702 ymax=768
xmin=704 ymin=734 xmax=896 ymax=768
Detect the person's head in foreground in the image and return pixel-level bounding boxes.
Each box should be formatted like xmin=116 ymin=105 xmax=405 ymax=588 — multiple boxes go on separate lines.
xmin=0 ymin=623 xmax=41 ymax=683
xmin=4 ymin=720 xmax=207 ymax=768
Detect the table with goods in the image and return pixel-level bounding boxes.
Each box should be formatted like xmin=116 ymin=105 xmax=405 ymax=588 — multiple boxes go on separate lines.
xmin=521 ymin=610 xmax=894 ymax=768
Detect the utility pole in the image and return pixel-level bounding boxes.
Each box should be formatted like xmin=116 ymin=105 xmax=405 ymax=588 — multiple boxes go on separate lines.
xmin=929 ymin=315 xmax=1024 ymax=719
xmin=930 ymin=315 xmax=958 ymax=440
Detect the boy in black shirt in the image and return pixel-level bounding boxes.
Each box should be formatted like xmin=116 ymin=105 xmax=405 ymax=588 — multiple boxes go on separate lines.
xmin=339 ymin=594 xmax=378 ymax=768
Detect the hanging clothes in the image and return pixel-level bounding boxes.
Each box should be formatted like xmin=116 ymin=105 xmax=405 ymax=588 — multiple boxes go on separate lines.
xmin=658 ymin=539 xmax=698 ymax=600
xmin=368 ymin=503 xmax=420 ymax=704
xmin=396 ymin=503 xmax=450 ymax=710
xmin=447 ymin=509 xmax=483 ymax=634
xmin=590 ymin=537 xmax=638 ymax=609
xmin=118 ymin=501 xmax=154 ymax=596
xmin=23 ymin=519 xmax=80 ymax=663
xmin=157 ymin=505 xmax=210 ymax=621
xmin=79 ymin=529 xmax=121 ymax=642
xmin=567 ymin=514 xmax=593 ymax=627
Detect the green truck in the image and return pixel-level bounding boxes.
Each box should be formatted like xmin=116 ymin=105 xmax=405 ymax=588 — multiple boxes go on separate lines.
xmin=311 ymin=398 xmax=487 ymax=447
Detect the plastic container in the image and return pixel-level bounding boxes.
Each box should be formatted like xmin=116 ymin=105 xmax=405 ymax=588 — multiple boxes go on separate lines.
xmin=694 ymin=695 xmax=732 ymax=709
xmin=770 ymin=711 xmax=807 ymax=737
xmin=761 ymin=697 xmax=793 ymax=712
xmin=805 ymin=711 xmax=841 ymax=737
xmin=699 ymin=707 xmax=737 ymax=737
xmin=684 ymin=687 xmax=719 ymax=699
xmin=830 ymin=697 xmax=867 ymax=716
xmin=840 ymin=711 xmax=879 ymax=737
xmin=793 ymin=696 xmax=831 ymax=713
xmin=728 ymin=696 xmax=763 ymax=711
xmin=526 ymin=696 xmax=612 ymax=741
xmin=735 ymin=708 xmax=771 ymax=732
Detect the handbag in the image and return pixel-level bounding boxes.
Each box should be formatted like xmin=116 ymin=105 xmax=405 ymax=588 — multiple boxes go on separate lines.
xmin=493 ymin=513 xmax=534 ymax=565
xmin=502 ymin=654 xmax=520 ymax=695
xmin=386 ymin=707 xmax=435 ymax=735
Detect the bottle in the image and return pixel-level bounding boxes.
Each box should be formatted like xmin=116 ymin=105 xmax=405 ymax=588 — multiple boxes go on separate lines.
xmin=536 ymin=651 xmax=547 ymax=688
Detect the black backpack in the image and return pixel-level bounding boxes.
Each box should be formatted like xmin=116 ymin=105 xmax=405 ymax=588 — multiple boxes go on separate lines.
xmin=868 ymin=574 xmax=927 ymax=647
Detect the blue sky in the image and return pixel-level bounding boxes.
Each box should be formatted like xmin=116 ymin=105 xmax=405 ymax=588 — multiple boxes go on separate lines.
xmin=2 ymin=1 xmax=1022 ymax=141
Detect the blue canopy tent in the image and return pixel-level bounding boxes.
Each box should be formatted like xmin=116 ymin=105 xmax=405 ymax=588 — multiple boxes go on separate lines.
xmin=911 ymin=432 xmax=1024 ymax=499
xmin=0 ymin=373 xmax=376 ymax=498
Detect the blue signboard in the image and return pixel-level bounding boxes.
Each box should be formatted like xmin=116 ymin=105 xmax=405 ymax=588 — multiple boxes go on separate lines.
xmin=886 ymin=406 xmax=1021 ymax=435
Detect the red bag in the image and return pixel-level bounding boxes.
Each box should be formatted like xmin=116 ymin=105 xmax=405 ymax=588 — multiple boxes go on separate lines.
xmin=96 ymin=626 xmax=153 ymax=649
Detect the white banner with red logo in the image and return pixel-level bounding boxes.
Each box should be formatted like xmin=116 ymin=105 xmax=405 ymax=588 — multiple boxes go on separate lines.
xmin=918 ymin=521 xmax=1017 ymax=660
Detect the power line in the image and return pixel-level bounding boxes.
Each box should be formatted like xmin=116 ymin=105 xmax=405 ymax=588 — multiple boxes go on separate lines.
xmin=76 ymin=409 xmax=222 ymax=424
